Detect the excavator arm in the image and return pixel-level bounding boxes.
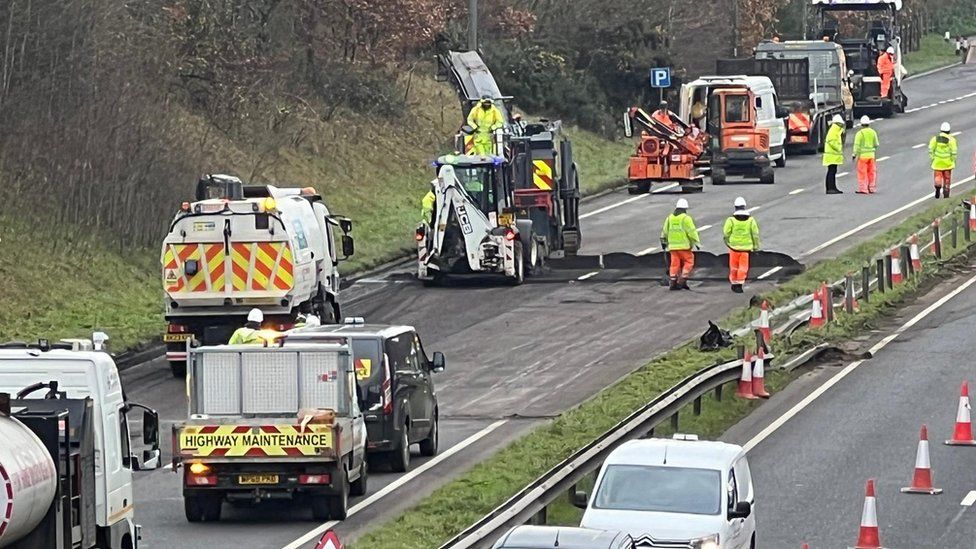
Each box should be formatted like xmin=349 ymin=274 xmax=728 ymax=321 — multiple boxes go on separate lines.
xmin=625 ymin=107 xmax=707 ymax=157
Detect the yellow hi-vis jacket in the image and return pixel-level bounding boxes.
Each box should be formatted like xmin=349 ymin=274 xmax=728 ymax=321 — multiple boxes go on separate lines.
xmin=723 ymin=213 xmax=760 ymax=251
xmin=929 ymin=132 xmax=958 ymax=170
xmin=467 ymin=104 xmax=504 ymax=135
xmin=228 ymin=327 xmax=264 ymax=345
xmin=421 ymin=189 xmax=435 ymax=222
xmin=822 ymin=123 xmax=846 ymax=166
xmin=661 ymin=212 xmax=700 ymax=251
xmin=853 ymin=127 xmax=879 ymax=160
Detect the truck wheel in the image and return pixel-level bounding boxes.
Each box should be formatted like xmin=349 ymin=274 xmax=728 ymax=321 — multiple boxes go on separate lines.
xmin=388 ymin=423 xmax=411 ymax=473
xmin=327 ymin=466 xmax=350 ymax=520
xmin=184 ymin=494 xmax=222 ymax=522
xmin=760 ymin=167 xmax=775 ymax=185
xmin=419 ymin=414 xmax=439 ymax=457
xmin=775 ymin=148 xmax=787 ymax=168
xmin=350 ymin=459 xmax=368 ymax=497
xmin=170 ymin=361 xmax=187 ymax=378
xmin=711 ymin=168 xmax=727 ymax=186
xmin=508 ymin=246 xmax=525 ymax=286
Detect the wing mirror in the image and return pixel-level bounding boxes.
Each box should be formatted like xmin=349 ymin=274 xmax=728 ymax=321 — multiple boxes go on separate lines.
xmin=729 ymin=501 xmax=752 ymax=519
xmin=775 ymin=106 xmax=790 ymax=119
xmin=143 ymin=409 xmax=159 ymax=446
xmin=431 ymin=352 xmax=446 ymax=372
xmin=572 ymin=491 xmax=590 ymax=509
xmin=133 ymin=448 xmax=162 ymax=471
xmin=623 ymin=111 xmax=634 ymax=138
xmin=342 ymin=235 xmax=355 ymax=258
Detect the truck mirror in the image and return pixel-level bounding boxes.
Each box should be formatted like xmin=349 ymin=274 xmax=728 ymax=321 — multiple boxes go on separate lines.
xmin=572 ymin=491 xmax=589 ymax=509
xmin=134 ymin=448 xmax=162 ymax=471
xmin=623 ymin=111 xmax=633 ymax=138
xmin=432 ymin=352 xmax=446 ymax=372
xmin=775 ymin=106 xmax=790 ymax=119
xmin=143 ymin=409 xmax=160 ymax=446
xmin=342 ymin=235 xmax=355 ymax=258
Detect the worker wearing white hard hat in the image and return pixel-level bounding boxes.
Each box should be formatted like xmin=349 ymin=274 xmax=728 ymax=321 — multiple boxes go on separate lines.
xmin=229 ymin=308 xmax=265 ymax=344
xmin=660 ymin=198 xmax=700 ymax=290
xmin=853 ymin=115 xmax=880 ymax=194
xmin=823 ymin=114 xmax=847 ymax=194
xmin=930 ymin=122 xmax=958 ymax=199
xmin=723 ymin=197 xmax=761 ymax=293
xmin=877 ymin=46 xmax=896 ymax=98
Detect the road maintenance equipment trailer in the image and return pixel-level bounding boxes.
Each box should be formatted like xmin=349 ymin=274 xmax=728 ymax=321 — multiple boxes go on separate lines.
xmin=160 ymin=175 xmax=354 ymax=377
xmin=812 ymin=0 xmax=907 ymax=116
xmin=0 ymin=336 xmax=162 ymax=549
xmin=752 ymin=41 xmax=855 ymax=153
xmin=622 ymin=107 xmax=708 ymax=194
xmin=172 ymin=340 xmax=367 ymax=522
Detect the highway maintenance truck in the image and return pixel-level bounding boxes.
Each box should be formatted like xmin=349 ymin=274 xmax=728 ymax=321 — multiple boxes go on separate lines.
xmin=172 ymin=340 xmax=367 ymax=522
xmin=0 ymin=336 xmax=162 ymax=549
xmin=728 ymin=41 xmax=855 ymax=153
xmin=812 ymin=0 xmax=907 ymax=116
xmin=161 ymin=175 xmax=354 ymax=377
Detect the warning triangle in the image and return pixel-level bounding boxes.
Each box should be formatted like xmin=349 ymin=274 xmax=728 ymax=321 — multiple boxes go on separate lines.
xmin=314 ymin=530 xmax=342 ymax=549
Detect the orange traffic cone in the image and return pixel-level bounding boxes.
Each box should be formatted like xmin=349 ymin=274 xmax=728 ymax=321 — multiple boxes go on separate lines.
xmin=890 ymin=248 xmax=903 ymax=284
xmin=970 ymin=198 xmax=976 ymax=231
xmin=758 ymin=300 xmax=771 ymax=345
xmin=909 ymin=234 xmax=922 ymax=272
xmin=752 ymin=346 xmax=770 ymax=398
xmin=736 ymin=349 xmax=757 ymax=400
xmin=853 ymin=479 xmax=885 ymax=549
xmin=810 ymin=289 xmax=825 ymax=328
xmin=946 ymin=381 xmax=976 ymax=446
xmin=902 ymin=425 xmax=943 ymax=494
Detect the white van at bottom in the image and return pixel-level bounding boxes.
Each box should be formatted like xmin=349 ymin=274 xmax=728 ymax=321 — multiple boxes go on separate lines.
xmin=577 ymin=435 xmax=756 ymax=549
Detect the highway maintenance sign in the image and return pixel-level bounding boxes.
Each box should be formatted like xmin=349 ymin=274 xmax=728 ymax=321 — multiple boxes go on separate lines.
xmin=315 ymin=530 xmax=342 ymax=549
xmin=650 ymin=67 xmax=671 ymax=88
xmin=177 ymin=424 xmax=334 ymax=457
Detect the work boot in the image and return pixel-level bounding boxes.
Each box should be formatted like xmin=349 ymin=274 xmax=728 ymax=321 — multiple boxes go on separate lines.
xmin=669 ymin=279 xmax=680 ymax=291
xmin=935 ymin=187 xmax=942 ymax=199
xmin=731 ymin=284 xmax=744 ymax=294
xmin=826 ymin=188 xmax=843 ymax=194
xmin=945 ymin=186 xmax=951 ymax=198
xmin=679 ymin=279 xmax=691 ymax=290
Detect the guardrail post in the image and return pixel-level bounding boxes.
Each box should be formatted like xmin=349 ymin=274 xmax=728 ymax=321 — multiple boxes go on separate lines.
xmin=844 ymin=274 xmax=855 ymax=313
xmin=876 ymin=258 xmax=885 ymax=294
xmin=933 ymin=219 xmax=943 ymax=260
xmin=823 ymin=282 xmax=835 ymax=322
xmin=670 ymin=411 xmax=679 ymax=431
xmin=715 ymin=383 xmax=723 ymax=402
xmin=533 ymin=506 xmax=548 ymax=525
xmin=861 ymin=266 xmax=870 ymax=303
xmin=965 ymin=207 xmax=971 ymax=243
xmin=901 ymin=245 xmax=913 ymax=277
xmin=693 ymin=395 xmax=702 ymax=416
xmin=951 ymin=215 xmax=959 ymax=249
xmin=884 ymin=254 xmax=894 ymax=290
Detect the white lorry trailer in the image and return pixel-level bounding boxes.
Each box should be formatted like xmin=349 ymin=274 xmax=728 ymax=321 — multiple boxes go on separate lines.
xmin=0 ymin=337 xmax=161 ymax=549
xmin=161 ymin=175 xmax=354 ymax=377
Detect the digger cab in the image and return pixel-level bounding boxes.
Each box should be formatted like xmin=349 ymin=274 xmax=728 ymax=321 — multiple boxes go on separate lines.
xmin=708 ymin=87 xmax=774 ymax=185
xmin=435 ymin=154 xmax=512 ymax=223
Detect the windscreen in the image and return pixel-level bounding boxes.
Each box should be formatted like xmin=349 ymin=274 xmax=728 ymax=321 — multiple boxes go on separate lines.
xmin=455 ymin=166 xmax=497 ymax=215
xmin=352 ymin=338 xmax=383 ymax=408
xmin=724 ymin=95 xmax=750 ymax=123
xmin=757 ymin=49 xmax=841 ymax=102
xmin=593 ymin=465 xmax=722 ymax=515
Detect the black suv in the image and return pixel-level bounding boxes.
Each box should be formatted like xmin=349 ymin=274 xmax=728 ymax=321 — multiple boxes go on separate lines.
xmin=287 ymin=322 xmax=444 ymax=472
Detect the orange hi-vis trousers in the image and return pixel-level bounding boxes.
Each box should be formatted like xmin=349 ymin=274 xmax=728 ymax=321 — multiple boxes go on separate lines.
xmin=934 ymin=169 xmax=952 ymax=189
xmin=728 ymin=250 xmax=750 ymax=284
xmin=669 ymin=250 xmax=695 ymax=281
xmin=857 ymin=157 xmax=877 ymax=193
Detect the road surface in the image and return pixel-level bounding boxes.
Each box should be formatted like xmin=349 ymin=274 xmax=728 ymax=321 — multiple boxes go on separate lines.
xmin=122 ymin=62 xmax=976 ymax=548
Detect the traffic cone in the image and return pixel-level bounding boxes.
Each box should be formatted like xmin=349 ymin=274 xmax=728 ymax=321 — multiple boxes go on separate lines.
xmin=970 ymin=198 xmax=976 ymax=231
xmin=890 ymin=248 xmax=903 ymax=284
xmin=901 ymin=425 xmax=943 ymax=494
xmin=736 ymin=349 xmax=757 ymax=400
xmin=853 ymin=479 xmax=885 ymax=549
xmin=945 ymin=381 xmax=976 ymax=446
xmin=758 ymin=300 xmax=771 ymax=345
xmin=909 ymin=234 xmax=922 ymax=272
xmin=810 ymin=289 xmax=825 ymax=328
xmin=752 ymin=346 xmax=770 ymax=398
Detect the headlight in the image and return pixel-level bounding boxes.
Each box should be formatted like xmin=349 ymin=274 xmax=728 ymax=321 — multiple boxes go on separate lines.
xmin=692 ymin=534 xmax=720 ymax=549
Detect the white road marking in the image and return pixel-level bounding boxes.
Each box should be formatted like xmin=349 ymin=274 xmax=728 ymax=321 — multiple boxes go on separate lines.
xmin=912 ymin=143 xmax=926 ymax=149
xmin=757 ymin=266 xmax=783 ymax=280
xmin=745 ymin=206 xmax=762 ymax=214
xmin=579 ymin=183 xmax=679 ymax=220
xmin=951 ymin=131 xmax=963 ymax=137
xmin=281 ymin=420 xmax=509 ymax=549
xmin=743 ymin=270 xmax=976 ymax=453
xmin=699 ymin=224 xmax=714 ymax=232
xmin=876 ymin=156 xmax=891 ymax=162
xmin=837 ymin=172 xmax=850 ymax=178
xmin=789 ymin=188 xmax=806 ymax=195
xmin=961 ymin=491 xmax=976 ymax=507
xmin=636 ymin=246 xmax=659 ymax=256
xmin=577 ymin=271 xmax=600 ymax=280
xmin=800 ymin=175 xmax=976 ymax=258
xmin=164 ymin=463 xmax=173 ymax=470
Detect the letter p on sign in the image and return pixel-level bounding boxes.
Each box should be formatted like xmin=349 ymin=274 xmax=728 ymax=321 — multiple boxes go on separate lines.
xmin=650 ymin=67 xmax=671 ymax=88
xmin=315 ymin=530 xmax=342 ymax=549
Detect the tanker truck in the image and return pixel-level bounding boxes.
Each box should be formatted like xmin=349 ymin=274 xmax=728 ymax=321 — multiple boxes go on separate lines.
xmin=161 ymin=175 xmax=355 ymax=377
xmin=0 ymin=336 xmax=161 ymax=549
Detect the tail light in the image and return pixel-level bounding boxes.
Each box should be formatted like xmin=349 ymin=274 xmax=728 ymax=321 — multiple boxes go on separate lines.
xmin=168 ymin=324 xmax=189 ymax=334
xmin=299 ymin=474 xmax=331 ymax=485
xmin=504 ymin=229 xmax=516 ymax=241
xmin=382 ymin=360 xmax=394 ymax=415
xmin=186 ymin=462 xmax=216 ymax=486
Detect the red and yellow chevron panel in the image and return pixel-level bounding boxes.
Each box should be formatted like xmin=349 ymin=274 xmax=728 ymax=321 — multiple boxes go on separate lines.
xmin=163 ymin=241 xmax=294 ymax=294
xmin=532 ymin=159 xmax=554 ymax=190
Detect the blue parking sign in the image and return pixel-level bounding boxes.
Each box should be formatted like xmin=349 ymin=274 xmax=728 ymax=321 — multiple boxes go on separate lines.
xmin=650 ymin=67 xmax=671 ymax=88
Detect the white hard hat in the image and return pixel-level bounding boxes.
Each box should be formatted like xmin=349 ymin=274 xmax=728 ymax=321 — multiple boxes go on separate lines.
xmin=247 ymin=308 xmax=264 ymax=323
xmin=941 ymin=122 xmax=951 ymax=133
xmin=305 ymin=316 xmax=321 ymax=327
xmin=886 ymin=46 xmax=895 ymax=54
xmin=860 ymin=115 xmax=872 ymax=126
xmin=676 ymin=198 xmax=689 ymax=209
xmin=734 ymin=196 xmax=747 ymax=208
xmin=831 ymin=114 xmax=845 ymax=125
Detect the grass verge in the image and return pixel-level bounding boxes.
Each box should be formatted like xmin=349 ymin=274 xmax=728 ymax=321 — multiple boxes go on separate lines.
xmin=904 ymin=33 xmax=973 ymax=75
xmin=351 ymin=185 xmax=976 ymax=549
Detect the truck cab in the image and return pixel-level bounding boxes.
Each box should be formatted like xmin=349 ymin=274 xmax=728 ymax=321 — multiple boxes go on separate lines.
xmin=0 ymin=337 xmax=162 ymax=549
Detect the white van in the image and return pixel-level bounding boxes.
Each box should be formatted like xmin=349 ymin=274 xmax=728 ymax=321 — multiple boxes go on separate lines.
xmin=681 ymin=75 xmax=788 ymax=168
xmin=0 ymin=337 xmax=161 ymax=548
xmin=576 ymin=436 xmax=756 ymax=549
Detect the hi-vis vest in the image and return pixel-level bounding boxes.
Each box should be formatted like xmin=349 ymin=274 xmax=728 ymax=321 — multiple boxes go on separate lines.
xmin=661 ymin=213 xmax=700 ymax=251
xmin=929 ymin=132 xmax=958 ymax=171
xmin=853 ymin=128 xmax=879 ymax=160
xmin=723 ymin=215 xmax=760 ymax=252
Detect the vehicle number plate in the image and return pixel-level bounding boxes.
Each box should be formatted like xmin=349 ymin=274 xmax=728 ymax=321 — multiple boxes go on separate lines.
xmin=498 ymin=213 xmax=513 ymax=227
xmin=239 ymin=474 xmax=278 ymax=485
xmin=163 ymin=334 xmax=191 ymax=342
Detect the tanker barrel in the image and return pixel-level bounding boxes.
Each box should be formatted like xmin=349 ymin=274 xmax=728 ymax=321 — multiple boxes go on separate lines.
xmin=0 ymin=399 xmax=58 ymax=548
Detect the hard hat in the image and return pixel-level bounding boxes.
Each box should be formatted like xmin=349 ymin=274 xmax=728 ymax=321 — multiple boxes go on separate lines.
xmin=305 ymin=316 xmax=321 ymax=327
xmin=941 ymin=122 xmax=951 ymax=133
xmin=295 ymin=313 xmax=307 ymax=323
xmin=676 ymin=198 xmax=689 ymax=209
xmin=659 ymin=100 xmax=669 ymax=108
xmin=734 ymin=197 xmax=747 ymax=209
xmin=247 ymin=308 xmax=264 ymax=323
xmin=860 ymin=115 xmax=871 ymax=126
xmin=831 ymin=114 xmax=844 ymax=125
xmin=886 ymin=46 xmax=895 ymax=54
